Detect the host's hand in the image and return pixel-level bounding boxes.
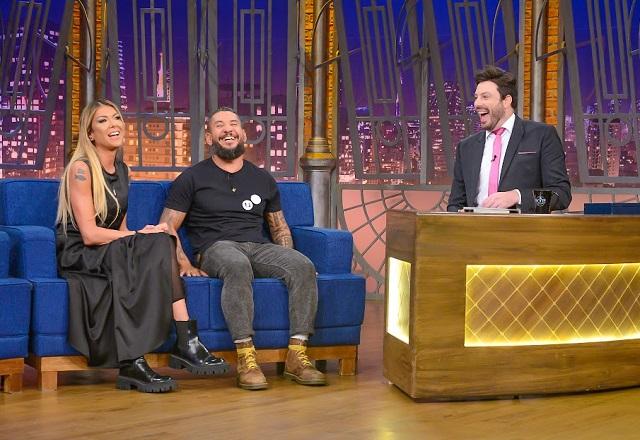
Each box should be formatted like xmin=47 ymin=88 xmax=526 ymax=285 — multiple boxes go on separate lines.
xmin=179 ymin=261 xmax=208 ymax=277
xmin=480 ymin=190 xmax=519 ymax=209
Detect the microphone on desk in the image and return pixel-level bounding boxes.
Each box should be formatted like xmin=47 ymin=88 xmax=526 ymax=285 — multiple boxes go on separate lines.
xmin=491 ymin=155 xmax=497 ymax=162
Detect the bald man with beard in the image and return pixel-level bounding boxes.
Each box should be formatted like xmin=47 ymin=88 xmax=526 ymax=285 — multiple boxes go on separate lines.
xmin=160 ymin=107 xmax=326 ymax=391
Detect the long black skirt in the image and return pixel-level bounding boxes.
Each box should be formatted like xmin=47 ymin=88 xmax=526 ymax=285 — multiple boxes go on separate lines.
xmin=57 ymin=232 xmax=176 ymax=368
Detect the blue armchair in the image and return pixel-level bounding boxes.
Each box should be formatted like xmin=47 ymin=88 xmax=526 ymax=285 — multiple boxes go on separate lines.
xmin=0 ymin=179 xmax=366 ymax=390
xmin=0 ymin=231 xmax=31 ymax=393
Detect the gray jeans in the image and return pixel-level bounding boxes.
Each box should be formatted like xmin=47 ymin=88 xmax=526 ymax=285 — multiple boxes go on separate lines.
xmin=200 ymin=241 xmax=318 ymax=341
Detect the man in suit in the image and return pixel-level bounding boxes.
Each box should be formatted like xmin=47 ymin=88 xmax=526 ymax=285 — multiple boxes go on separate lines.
xmin=447 ymin=66 xmax=571 ymax=213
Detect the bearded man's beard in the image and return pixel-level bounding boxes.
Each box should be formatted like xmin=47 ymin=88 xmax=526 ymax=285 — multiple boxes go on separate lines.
xmin=212 ymin=142 xmax=245 ymax=160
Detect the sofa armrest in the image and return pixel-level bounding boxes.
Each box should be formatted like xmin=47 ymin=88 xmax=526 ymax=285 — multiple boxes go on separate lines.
xmin=0 ymin=226 xmax=57 ymax=278
xmin=291 ymin=226 xmax=353 ymax=274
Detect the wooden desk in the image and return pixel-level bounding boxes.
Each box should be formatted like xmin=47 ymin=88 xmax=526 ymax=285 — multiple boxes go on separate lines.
xmin=384 ymin=211 xmax=640 ymax=401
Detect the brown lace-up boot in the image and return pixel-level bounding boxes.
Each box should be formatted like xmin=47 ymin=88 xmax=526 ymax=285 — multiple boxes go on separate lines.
xmin=235 ymin=341 xmax=268 ymax=390
xmin=283 ymin=338 xmax=326 ymax=386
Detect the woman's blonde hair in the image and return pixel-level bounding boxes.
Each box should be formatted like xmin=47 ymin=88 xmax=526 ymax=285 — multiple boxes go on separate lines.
xmin=56 ymin=98 xmax=124 ymax=231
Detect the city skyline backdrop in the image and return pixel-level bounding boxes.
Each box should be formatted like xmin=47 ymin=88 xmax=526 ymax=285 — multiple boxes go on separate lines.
xmin=1 ymin=0 xmax=639 ymax=188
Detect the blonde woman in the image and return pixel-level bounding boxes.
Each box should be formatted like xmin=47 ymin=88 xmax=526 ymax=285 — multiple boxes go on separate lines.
xmin=56 ymin=99 xmax=228 ymax=393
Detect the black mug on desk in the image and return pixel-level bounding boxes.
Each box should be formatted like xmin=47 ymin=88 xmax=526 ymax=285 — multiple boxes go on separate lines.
xmin=533 ymin=189 xmax=554 ymax=214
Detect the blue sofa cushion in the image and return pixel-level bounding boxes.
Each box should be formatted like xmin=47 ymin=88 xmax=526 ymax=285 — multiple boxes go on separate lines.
xmin=0 ymin=278 xmax=32 ymax=359
xmin=0 ymin=231 xmax=9 ymax=277
xmin=277 ymin=182 xmax=314 ymax=227
xmin=291 ymin=226 xmax=354 ymax=274
xmin=208 ymin=274 xmax=365 ymax=334
xmin=28 ymin=278 xmax=78 ymax=356
xmin=127 ymin=181 xmax=169 ymax=230
xmin=314 ymin=274 xmax=366 ymax=328
xmin=208 ymin=279 xmax=227 ymax=331
xmin=253 ymin=279 xmax=289 ymax=330
xmin=30 ymin=334 xmax=81 ymax=357
xmin=0 ymin=232 xmax=28 ymax=358
xmin=30 ymin=278 xmax=69 ymax=336
xmin=0 ymin=179 xmax=168 ymax=229
xmin=0 ymin=279 xmax=32 ymax=335
xmin=183 ymin=277 xmax=210 ymax=329
xmin=0 ymin=179 xmax=59 ymax=227
xmin=310 ymin=326 xmax=362 ymax=346
xmin=1 ymin=226 xmax=57 ymax=278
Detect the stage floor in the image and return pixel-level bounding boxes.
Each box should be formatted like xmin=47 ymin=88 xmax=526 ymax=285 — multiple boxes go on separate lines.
xmin=1 ymin=301 xmax=638 ymax=440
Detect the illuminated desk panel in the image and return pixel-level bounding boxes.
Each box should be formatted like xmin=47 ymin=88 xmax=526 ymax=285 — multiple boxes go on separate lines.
xmin=384 ymin=212 xmax=640 ymax=401
xmin=465 ymin=263 xmax=640 ymax=347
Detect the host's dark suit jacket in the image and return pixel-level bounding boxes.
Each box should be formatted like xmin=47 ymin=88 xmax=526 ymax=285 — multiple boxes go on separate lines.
xmin=447 ymin=116 xmax=571 ymax=213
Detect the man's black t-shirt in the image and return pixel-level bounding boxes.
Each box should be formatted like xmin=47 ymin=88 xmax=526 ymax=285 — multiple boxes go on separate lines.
xmin=165 ymin=158 xmax=281 ymax=254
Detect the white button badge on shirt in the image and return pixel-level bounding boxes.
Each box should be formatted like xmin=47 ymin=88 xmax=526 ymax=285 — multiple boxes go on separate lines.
xmin=242 ymin=200 xmax=254 ymax=210
xmin=251 ymin=194 xmax=262 ymax=205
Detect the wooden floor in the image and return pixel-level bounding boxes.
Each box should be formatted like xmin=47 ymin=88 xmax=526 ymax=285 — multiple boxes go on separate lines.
xmin=1 ymin=301 xmax=639 ymax=440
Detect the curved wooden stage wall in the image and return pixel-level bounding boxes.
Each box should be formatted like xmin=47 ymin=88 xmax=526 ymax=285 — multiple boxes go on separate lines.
xmin=384 ymin=211 xmax=640 ymax=401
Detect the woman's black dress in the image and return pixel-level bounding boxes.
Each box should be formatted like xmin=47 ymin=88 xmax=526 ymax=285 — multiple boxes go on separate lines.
xmin=56 ymin=160 xmax=178 ymax=368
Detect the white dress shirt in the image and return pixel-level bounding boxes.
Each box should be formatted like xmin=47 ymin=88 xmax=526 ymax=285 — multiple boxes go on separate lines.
xmin=476 ymin=113 xmax=517 ymax=206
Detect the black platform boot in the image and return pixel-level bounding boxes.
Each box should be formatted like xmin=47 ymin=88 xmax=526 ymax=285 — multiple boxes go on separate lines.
xmin=116 ymin=356 xmax=177 ymax=393
xmin=169 ymin=320 xmax=230 ymax=375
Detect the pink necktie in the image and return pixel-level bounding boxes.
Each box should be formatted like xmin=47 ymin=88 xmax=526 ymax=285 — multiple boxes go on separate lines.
xmin=488 ymin=127 xmax=506 ymax=195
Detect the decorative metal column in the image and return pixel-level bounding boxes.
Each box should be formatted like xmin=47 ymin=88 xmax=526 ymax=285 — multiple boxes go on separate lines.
xmin=300 ymin=0 xmax=336 ymax=228
xmin=531 ymin=0 xmax=546 ymax=121
xmin=80 ymin=0 xmax=96 ymax=106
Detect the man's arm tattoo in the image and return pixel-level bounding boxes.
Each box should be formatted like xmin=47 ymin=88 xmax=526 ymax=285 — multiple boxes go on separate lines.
xmin=159 ymin=208 xmax=185 ymax=231
xmin=159 ymin=208 xmax=190 ymax=261
xmin=266 ymin=211 xmax=293 ymax=248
